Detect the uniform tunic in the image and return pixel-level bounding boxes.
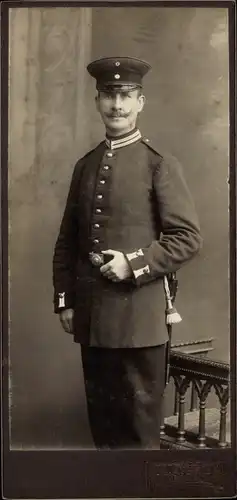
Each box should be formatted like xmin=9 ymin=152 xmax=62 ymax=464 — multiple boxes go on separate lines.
xmin=53 ymin=131 xmax=202 ymax=348
xmin=53 ymin=130 xmax=202 ymax=448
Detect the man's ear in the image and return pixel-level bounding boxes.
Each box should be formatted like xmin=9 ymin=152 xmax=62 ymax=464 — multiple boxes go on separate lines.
xmin=95 ymin=94 xmax=100 ymax=112
xmin=138 ymin=94 xmax=146 ymax=113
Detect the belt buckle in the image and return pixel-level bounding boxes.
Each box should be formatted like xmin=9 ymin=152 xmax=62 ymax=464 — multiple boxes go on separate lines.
xmin=89 ymin=252 xmax=104 ymax=267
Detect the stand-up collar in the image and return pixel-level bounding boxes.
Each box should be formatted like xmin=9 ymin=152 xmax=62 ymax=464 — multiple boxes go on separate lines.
xmin=105 ymin=128 xmax=141 ymax=150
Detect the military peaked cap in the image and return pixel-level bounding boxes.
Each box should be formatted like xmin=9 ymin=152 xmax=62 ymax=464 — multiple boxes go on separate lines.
xmin=87 ymin=56 xmax=151 ymax=91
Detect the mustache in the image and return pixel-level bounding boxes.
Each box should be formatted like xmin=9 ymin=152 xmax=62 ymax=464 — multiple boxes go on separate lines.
xmin=106 ymin=112 xmax=129 ymax=118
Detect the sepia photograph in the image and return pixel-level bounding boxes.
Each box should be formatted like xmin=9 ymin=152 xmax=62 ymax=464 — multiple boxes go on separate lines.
xmin=2 ymin=1 xmax=236 ymax=498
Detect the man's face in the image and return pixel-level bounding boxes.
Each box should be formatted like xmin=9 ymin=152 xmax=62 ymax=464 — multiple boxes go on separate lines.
xmin=95 ymin=88 xmax=145 ymax=136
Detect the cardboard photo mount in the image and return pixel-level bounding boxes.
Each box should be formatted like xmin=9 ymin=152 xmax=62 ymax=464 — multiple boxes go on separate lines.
xmin=1 ymin=0 xmax=236 ymax=498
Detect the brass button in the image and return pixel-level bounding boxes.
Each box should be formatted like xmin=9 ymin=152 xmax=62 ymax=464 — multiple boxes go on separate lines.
xmin=96 ymin=208 xmax=102 ymax=213
xmin=106 ymin=152 xmax=113 ymax=158
xmin=93 ymin=239 xmax=99 ymax=244
xmin=97 ymin=194 xmax=103 ymax=199
xmin=94 ymin=223 xmax=100 ymax=228
xmin=104 ymin=165 xmax=110 ymax=170
xmin=100 ymin=180 xmax=106 ymax=184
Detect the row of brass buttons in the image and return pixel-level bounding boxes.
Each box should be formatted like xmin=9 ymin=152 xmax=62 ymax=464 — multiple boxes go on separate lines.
xmin=91 ymin=151 xmax=115 ymax=247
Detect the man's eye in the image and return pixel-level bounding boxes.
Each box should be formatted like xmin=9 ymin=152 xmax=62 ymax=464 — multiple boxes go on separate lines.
xmin=101 ymin=93 xmax=112 ymax=99
xmin=120 ymin=93 xmax=130 ymax=99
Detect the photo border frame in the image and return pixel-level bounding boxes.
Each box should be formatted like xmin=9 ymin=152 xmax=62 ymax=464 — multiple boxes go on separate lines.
xmin=1 ymin=0 xmax=236 ymax=498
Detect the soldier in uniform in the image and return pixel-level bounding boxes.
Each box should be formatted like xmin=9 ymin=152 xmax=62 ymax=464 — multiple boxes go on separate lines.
xmin=53 ymin=57 xmax=202 ymax=449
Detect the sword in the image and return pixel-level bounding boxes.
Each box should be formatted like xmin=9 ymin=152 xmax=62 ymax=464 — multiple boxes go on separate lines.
xmin=163 ymin=273 xmax=182 ymax=385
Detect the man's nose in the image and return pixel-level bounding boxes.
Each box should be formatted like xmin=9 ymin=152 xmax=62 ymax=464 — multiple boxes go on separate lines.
xmin=111 ymin=94 xmax=122 ymax=110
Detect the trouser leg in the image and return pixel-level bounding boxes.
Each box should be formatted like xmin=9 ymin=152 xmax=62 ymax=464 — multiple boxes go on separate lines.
xmin=81 ymin=344 xmax=167 ymax=449
xmin=123 ymin=344 xmax=167 ymax=449
xmin=81 ymin=347 xmax=124 ymax=448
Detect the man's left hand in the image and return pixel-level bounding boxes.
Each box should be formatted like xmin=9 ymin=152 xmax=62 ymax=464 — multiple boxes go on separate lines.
xmin=100 ymin=250 xmax=132 ymax=282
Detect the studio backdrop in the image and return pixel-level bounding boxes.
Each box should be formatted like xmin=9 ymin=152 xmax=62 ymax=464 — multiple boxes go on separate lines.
xmin=8 ymin=6 xmax=229 ymax=449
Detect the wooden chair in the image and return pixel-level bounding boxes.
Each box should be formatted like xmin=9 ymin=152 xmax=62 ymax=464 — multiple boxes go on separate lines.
xmin=160 ymin=338 xmax=230 ymax=449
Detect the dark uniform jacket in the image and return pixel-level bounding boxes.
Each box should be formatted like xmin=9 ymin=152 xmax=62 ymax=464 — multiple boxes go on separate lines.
xmin=53 ymin=130 xmax=202 ymax=348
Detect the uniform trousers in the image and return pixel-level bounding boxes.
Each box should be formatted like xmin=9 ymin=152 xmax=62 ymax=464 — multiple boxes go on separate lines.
xmin=81 ymin=343 xmax=167 ymax=449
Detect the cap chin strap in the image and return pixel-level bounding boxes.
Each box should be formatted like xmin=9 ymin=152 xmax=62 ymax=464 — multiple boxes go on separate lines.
xmin=97 ymin=83 xmax=141 ymax=92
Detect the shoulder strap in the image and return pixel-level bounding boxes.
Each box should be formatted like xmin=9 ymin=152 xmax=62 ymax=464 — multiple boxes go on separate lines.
xmin=141 ymin=137 xmax=163 ymax=160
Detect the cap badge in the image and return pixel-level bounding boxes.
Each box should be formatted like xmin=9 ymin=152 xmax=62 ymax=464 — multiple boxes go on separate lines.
xmin=115 ymin=61 xmax=120 ymax=66
xmin=114 ymin=74 xmax=120 ymax=79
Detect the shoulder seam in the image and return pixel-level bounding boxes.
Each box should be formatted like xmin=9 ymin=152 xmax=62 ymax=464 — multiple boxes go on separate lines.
xmin=71 ymin=140 xmax=105 ymax=187
xmin=141 ymin=137 xmax=163 ymax=160
xmin=79 ymin=140 xmax=105 ymax=162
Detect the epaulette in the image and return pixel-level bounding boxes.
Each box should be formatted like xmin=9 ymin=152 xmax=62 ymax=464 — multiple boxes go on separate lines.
xmin=141 ymin=137 xmax=163 ymax=160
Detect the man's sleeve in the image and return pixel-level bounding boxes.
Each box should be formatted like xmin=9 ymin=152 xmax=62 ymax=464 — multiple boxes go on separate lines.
xmin=124 ymin=155 xmax=203 ymax=287
xmin=53 ymin=161 xmax=82 ymax=313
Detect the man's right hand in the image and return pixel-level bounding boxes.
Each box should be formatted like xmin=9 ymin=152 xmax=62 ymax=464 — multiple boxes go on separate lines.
xmin=59 ymin=308 xmax=74 ymax=334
